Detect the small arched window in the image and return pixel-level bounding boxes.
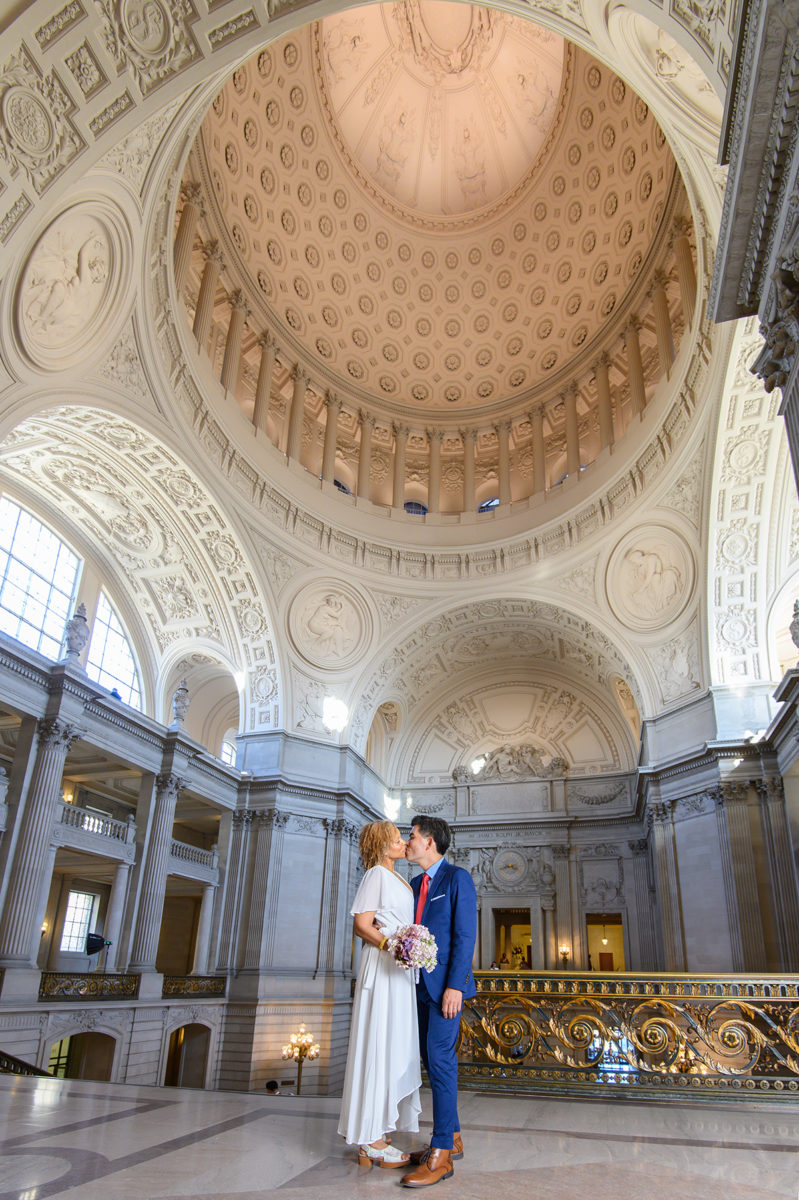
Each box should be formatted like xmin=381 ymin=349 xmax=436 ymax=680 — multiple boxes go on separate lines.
xmin=478 ymin=496 xmax=500 ymax=512
xmin=404 ymin=500 xmax=428 ymax=515
xmin=333 ymin=478 xmax=351 ymax=495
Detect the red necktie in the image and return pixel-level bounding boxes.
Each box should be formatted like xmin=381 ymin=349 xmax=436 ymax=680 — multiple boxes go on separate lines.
xmin=415 ymin=872 xmax=430 ymax=924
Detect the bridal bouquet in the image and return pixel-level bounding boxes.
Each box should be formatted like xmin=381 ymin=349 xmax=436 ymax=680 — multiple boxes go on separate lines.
xmin=385 ymin=924 xmax=438 ymax=974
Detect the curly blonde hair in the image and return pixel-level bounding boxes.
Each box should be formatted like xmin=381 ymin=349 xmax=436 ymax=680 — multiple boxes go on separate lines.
xmin=359 ymin=820 xmax=400 ymax=870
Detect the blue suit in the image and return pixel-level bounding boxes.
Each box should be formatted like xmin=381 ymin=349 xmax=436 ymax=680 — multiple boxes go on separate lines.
xmin=412 ymin=859 xmax=477 ymax=1150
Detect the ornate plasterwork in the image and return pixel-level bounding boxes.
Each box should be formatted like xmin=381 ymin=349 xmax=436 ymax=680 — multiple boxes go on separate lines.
xmin=465 ymin=743 xmax=568 ymax=781
xmin=97 ymin=93 xmax=184 ymax=191
xmin=708 ymin=321 xmax=786 ymax=684
xmin=15 ymin=200 xmax=131 ymax=372
xmin=0 ymin=45 xmax=84 ymax=195
xmin=287 ymin=579 xmax=373 ymax=671
xmin=605 ymin=525 xmax=695 ymax=631
xmin=197 ymin=18 xmax=676 ymax=418
xmin=96 ymin=0 xmax=201 ymax=97
xmin=0 ymin=407 xmax=280 ymax=728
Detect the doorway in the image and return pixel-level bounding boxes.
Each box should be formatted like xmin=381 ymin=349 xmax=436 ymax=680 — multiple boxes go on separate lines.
xmin=48 ymin=1032 xmax=115 ymax=1081
xmin=494 ymin=907 xmax=531 ymax=969
xmin=586 ymin=913 xmax=625 ymax=971
xmin=164 ymin=1023 xmax=210 ymax=1088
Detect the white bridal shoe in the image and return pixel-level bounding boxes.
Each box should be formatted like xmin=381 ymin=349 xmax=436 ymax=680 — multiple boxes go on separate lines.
xmin=358 ymin=1142 xmax=410 ymax=1168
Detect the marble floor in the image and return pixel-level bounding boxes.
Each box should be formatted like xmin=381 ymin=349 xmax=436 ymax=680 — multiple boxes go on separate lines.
xmin=0 ymin=1076 xmax=797 ymax=1200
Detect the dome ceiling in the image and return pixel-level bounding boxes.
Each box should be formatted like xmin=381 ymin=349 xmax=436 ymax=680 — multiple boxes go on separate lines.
xmin=317 ymin=4 xmax=565 ymax=221
xmin=198 ymin=3 xmax=678 ymax=421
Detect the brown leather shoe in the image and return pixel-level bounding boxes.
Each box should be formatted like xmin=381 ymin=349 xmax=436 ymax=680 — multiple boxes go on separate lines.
xmin=401 ymin=1147 xmax=454 ymax=1187
xmin=408 ymin=1132 xmax=463 ymax=1165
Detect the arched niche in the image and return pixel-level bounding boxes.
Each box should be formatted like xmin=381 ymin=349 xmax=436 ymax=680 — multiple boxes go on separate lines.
xmin=161 ymin=653 xmax=242 ymax=759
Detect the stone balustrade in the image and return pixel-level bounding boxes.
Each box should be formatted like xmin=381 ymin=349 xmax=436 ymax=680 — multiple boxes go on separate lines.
xmin=59 ymin=800 xmax=134 ymax=843
xmin=170 ymin=839 xmax=218 ymax=869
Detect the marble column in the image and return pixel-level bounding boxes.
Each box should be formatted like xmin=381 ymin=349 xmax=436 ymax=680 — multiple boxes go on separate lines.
xmin=286 ymin=366 xmax=309 ymax=461
xmin=357 ymin=410 xmax=375 ymax=500
xmin=650 ymin=269 xmax=675 ymax=374
xmin=755 ymin=778 xmax=799 ymax=970
xmin=628 ymin=839 xmax=657 ymax=971
xmin=215 ymin=810 xmax=251 ymax=972
xmin=715 ymin=783 xmax=766 ymax=971
xmin=128 ymin=773 xmax=182 ymax=973
xmin=173 ymin=182 xmax=203 ymax=298
xmin=243 ymin=810 xmax=289 ymax=970
xmin=648 ymin=801 xmax=685 ymax=971
xmin=192 ymin=240 xmax=224 ymax=349
xmin=103 ymin=860 xmax=131 ymax=972
xmin=315 ymin=818 xmax=349 ymax=977
xmin=624 ymin=316 xmax=647 ymax=419
xmin=595 ymin=352 xmax=614 ymax=449
xmin=322 ymin=392 xmax=342 ymax=484
xmin=460 ymin=428 xmax=476 ymax=511
xmin=672 ymin=217 xmax=697 ymax=327
xmin=252 ymin=332 xmax=276 ymax=435
xmin=392 ymin=423 xmax=409 ymax=509
xmin=220 ymin=289 xmax=249 ymax=393
xmin=564 ymin=386 xmax=580 ymax=477
xmin=541 ymin=894 xmax=555 ymax=968
xmin=552 ymin=845 xmax=572 ymax=964
xmin=529 ymin=405 xmax=546 ymax=494
xmin=427 ymin=428 xmax=443 ymax=514
xmin=495 ymin=420 xmax=512 ymax=505
xmin=0 ymin=719 xmax=82 ymax=968
xmin=192 ymin=883 xmax=216 ymax=976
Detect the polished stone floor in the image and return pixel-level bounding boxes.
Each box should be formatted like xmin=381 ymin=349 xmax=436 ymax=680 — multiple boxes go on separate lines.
xmin=0 ymin=1076 xmax=797 ymax=1199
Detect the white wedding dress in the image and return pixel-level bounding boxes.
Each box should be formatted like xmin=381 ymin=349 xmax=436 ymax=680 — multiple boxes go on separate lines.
xmin=338 ymin=865 xmax=422 ymax=1145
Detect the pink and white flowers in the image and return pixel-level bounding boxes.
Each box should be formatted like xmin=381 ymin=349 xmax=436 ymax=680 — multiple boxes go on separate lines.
xmin=385 ymin=923 xmax=438 ymax=974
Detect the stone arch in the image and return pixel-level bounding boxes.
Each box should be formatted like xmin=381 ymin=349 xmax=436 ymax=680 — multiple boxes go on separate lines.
xmin=0 ymin=402 xmax=283 ymax=729
xmin=347 ymin=595 xmax=653 ymax=762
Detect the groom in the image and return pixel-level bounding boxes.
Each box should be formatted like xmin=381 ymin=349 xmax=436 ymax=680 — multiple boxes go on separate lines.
xmin=402 ymin=815 xmax=477 ymax=1188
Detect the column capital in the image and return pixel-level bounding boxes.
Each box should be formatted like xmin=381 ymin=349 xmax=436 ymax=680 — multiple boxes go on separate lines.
xmin=459 ymin=426 xmax=478 ymax=443
xmin=228 ymin=287 xmax=249 ymax=317
xmin=493 ymin=418 xmax=513 ymax=436
xmin=326 ymin=389 xmax=343 ymax=413
xmin=628 ymin=838 xmax=649 ymax=856
xmin=648 ymin=799 xmax=673 ymax=824
xmin=392 ymin=421 xmax=410 ymax=440
xmin=650 ymin=267 xmax=671 ymax=294
xmin=594 ymin=350 xmax=612 ymax=372
xmin=201 ymin=239 xmax=225 ymax=269
xmin=291 ymin=364 xmax=309 ymax=388
xmin=180 ymin=181 xmax=204 ymax=212
xmin=358 ymin=408 xmax=377 ymax=430
xmin=672 ymin=215 xmax=692 ymax=241
xmin=625 ymin=313 xmax=643 ymax=334
xmin=552 ymin=843 xmax=570 ymax=860
xmin=36 ymin=718 xmax=83 ymax=752
xmin=257 ymin=329 xmax=276 ymax=352
xmin=527 ymin=404 xmax=545 ymax=421
xmin=426 ymin=426 xmax=444 ymax=445
xmin=155 ymin=772 xmax=184 ymax=801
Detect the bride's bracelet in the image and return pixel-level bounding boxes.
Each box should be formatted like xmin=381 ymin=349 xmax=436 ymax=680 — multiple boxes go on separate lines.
xmin=378 ymin=936 xmax=388 ymax=951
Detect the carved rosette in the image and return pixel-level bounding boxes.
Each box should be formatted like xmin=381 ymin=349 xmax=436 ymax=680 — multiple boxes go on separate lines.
xmin=97 ymin=0 xmax=200 ymax=97
xmin=0 ymin=46 xmax=84 ymax=194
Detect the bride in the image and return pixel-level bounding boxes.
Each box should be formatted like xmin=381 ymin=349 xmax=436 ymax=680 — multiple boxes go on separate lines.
xmin=338 ymin=820 xmax=421 ymax=1167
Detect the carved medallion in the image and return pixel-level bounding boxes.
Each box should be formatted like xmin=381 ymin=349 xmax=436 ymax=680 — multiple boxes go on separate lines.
xmin=606 ymin=525 xmax=694 ymax=630
xmin=16 ymin=201 xmax=130 ymax=371
xmin=492 ymin=848 xmax=528 ymax=888
xmin=288 ymin=579 xmax=372 ymax=669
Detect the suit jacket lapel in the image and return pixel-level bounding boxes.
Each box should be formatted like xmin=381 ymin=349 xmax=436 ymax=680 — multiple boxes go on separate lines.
xmin=423 ymin=859 xmax=450 ymax=921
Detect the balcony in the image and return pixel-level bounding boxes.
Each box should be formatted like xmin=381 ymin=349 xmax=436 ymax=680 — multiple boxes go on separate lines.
xmin=169 ymin=839 xmax=219 ymax=883
xmin=54 ymin=800 xmax=136 ymax=862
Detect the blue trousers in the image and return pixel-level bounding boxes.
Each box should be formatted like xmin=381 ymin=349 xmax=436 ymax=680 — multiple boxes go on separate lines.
xmin=416 ymin=980 xmax=460 ymax=1150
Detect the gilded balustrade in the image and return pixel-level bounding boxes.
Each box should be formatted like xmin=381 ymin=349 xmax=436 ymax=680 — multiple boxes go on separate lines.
xmin=459 ymin=971 xmax=799 ymax=1099
xmin=39 ymin=972 xmax=140 ymax=1001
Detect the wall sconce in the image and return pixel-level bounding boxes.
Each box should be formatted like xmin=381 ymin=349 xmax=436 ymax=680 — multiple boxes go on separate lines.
xmin=41 ymin=921 xmax=48 ymax=937
xmin=559 ymin=944 xmax=570 ymax=970
xmin=281 ymin=1023 xmax=320 ymax=1095
xmin=601 ymin=923 xmax=608 ymax=946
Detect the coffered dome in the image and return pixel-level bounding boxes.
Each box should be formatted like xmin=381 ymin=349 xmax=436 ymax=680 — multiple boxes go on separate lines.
xmin=193 ymin=3 xmax=680 ymax=424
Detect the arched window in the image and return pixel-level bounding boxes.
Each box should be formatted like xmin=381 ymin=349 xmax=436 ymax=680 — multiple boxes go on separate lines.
xmin=86 ymin=592 xmax=142 ymax=708
xmin=0 ymin=497 xmax=80 ymax=659
xmin=478 ymin=496 xmax=500 ymax=512
xmin=220 ymin=739 xmax=237 ymax=765
xmin=404 ymin=500 xmax=428 ymax=515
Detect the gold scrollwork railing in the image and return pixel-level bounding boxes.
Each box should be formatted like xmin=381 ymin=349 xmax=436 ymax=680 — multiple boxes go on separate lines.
xmin=459 ymin=972 xmax=799 ymax=1099
xmin=39 ymin=973 xmax=141 ymax=1001
xmin=162 ymin=975 xmax=226 ymax=999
